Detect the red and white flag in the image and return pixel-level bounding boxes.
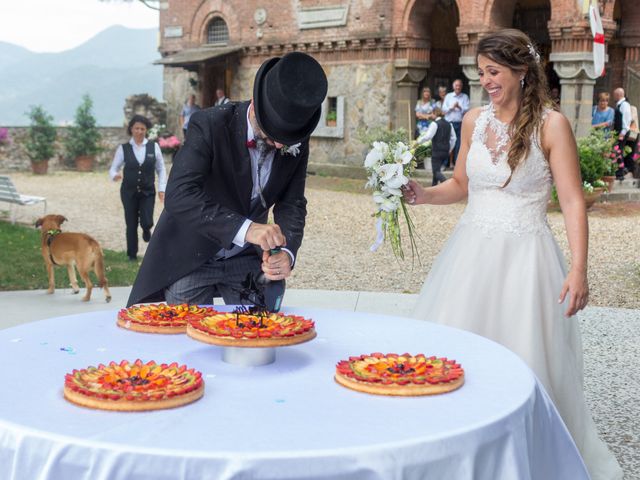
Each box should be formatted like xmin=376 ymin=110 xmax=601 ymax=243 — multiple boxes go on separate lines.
xmin=589 ymin=4 xmax=606 ymax=77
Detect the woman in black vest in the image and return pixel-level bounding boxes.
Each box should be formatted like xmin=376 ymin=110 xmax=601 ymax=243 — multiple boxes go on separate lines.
xmin=109 ymin=115 xmax=167 ymax=261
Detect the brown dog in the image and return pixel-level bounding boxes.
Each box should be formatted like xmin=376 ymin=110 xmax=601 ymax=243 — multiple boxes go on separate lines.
xmin=35 ymin=214 xmax=112 ymax=302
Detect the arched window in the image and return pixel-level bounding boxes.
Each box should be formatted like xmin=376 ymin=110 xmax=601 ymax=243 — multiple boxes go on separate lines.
xmin=206 ymin=17 xmax=229 ymax=44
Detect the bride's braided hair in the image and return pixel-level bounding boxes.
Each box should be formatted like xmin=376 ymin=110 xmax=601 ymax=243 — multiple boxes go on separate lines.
xmin=476 ymin=29 xmax=555 ymax=187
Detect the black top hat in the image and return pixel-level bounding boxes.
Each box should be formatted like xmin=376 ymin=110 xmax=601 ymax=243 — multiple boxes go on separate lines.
xmin=253 ymin=52 xmax=328 ymax=146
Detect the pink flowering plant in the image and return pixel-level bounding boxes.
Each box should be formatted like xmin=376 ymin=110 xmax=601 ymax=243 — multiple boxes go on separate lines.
xmin=158 ymin=135 xmax=181 ymax=154
xmin=0 ymin=128 xmax=10 ymax=146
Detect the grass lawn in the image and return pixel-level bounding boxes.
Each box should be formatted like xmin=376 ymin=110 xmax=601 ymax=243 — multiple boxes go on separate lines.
xmin=0 ymin=221 xmax=139 ymax=291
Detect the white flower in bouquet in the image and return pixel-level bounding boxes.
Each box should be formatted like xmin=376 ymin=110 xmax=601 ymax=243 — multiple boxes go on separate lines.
xmin=364 ymin=138 xmax=420 ymax=262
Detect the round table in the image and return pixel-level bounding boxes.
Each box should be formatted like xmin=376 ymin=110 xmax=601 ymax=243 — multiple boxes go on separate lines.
xmin=0 ymin=308 xmax=588 ymax=480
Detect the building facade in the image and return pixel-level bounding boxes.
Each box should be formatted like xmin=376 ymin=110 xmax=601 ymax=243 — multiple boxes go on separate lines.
xmin=157 ymin=0 xmax=640 ymax=173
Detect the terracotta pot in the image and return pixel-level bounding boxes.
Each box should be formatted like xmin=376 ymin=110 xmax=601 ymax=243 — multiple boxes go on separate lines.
xmin=75 ymin=155 xmax=95 ymax=172
xmin=326 ymin=120 xmax=337 ymax=127
xmin=602 ymin=176 xmax=615 ymax=192
xmin=584 ymin=187 xmax=604 ymax=209
xmin=31 ymin=160 xmax=49 ymax=175
xmin=548 ymin=187 xmax=604 ymax=211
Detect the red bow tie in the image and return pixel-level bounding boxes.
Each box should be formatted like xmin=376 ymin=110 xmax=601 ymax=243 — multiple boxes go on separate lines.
xmin=246 ymin=139 xmax=257 ymax=149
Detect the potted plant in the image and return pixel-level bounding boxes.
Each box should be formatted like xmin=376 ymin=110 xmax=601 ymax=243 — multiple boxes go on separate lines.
xmin=577 ymin=129 xmax=611 ymax=187
xmin=158 ymin=135 xmax=181 ymax=162
xmin=25 ymin=105 xmax=57 ymax=175
xmin=64 ymin=94 xmax=102 ymax=172
xmin=326 ymin=110 xmax=337 ymax=127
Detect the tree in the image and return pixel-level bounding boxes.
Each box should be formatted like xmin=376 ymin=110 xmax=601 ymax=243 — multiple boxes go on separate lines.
xmin=64 ymin=94 xmax=102 ymax=159
xmin=25 ymin=105 xmax=57 ymax=163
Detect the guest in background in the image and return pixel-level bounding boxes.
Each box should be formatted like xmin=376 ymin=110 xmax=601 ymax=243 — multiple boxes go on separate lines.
xmin=109 ymin=115 xmax=167 ymax=261
xmin=613 ymin=87 xmax=633 ymax=179
xmin=435 ymin=85 xmax=448 ymax=110
xmin=415 ymin=106 xmax=456 ymax=185
xmin=591 ymin=92 xmax=614 ymax=132
xmin=415 ymin=87 xmax=436 ymax=138
xmin=215 ymin=88 xmax=230 ymax=106
xmin=180 ymin=94 xmax=200 ymax=138
xmin=442 ymin=79 xmax=469 ymax=168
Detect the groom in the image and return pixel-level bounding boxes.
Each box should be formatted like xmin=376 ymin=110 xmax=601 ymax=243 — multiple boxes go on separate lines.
xmin=127 ymin=52 xmax=328 ymax=307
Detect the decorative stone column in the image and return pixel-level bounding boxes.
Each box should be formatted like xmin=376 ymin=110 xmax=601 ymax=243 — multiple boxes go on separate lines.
xmin=393 ymin=60 xmax=427 ymax=137
xmin=550 ymin=52 xmax=599 ymax=138
xmin=460 ymin=57 xmax=488 ymax=108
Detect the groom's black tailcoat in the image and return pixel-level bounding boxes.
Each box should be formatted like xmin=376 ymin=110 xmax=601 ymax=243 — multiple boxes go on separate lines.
xmin=126 ymin=101 xmax=308 ymax=306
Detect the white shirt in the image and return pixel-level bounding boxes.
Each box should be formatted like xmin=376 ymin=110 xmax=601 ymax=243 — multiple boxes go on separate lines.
xmin=416 ymin=117 xmax=457 ymax=153
xmin=230 ymin=109 xmax=295 ymax=265
xmin=215 ymin=96 xmax=230 ymax=106
xmin=109 ymin=138 xmax=167 ymax=192
xmin=442 ymin=92 xmax=470 ymax=123
xmin=616 ymin=98 xmax=632 ymax=136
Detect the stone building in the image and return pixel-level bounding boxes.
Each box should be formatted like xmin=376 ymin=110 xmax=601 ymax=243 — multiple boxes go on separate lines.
xmin=156 ymin=0 xmax=640 ymax=174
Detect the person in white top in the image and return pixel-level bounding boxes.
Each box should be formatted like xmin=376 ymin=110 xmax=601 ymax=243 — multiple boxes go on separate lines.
xmin=415 ymin=107 xmax=456 ymax=185
xmin=109 ymin=115 xmax=167 ymax=261
xmin=612 ymin=87 xmax=636 ymax=177
xmin=441 ymin=79 xmax=470 ymax=167
xmin=215 ymin=88 xmax=230 ymax=106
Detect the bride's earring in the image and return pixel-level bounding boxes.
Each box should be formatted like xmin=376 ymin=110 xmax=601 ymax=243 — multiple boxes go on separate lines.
xmin=520 ymin=77 xmax=525 ymax=89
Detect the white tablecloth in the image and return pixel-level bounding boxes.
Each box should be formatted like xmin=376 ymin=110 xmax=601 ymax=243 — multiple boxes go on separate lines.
xmin=0 ymin=308 xmax=588 ymax=480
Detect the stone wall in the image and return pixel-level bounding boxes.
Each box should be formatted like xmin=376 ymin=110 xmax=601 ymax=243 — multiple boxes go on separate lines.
xmin=0 ymin=127 xmax=128 ymax=173
xmin=163 ymin=60 xmax=393 ymax=174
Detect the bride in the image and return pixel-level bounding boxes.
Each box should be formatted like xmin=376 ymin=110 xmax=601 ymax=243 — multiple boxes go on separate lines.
xmin=403 ymin=29 xmax=622 ymax=480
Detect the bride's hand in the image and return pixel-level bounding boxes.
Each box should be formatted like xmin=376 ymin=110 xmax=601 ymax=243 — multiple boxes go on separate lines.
xmin=402 ymin=180 xmax=427 ymax=205
xmin=558 ymin=269 xmax=589 ymax=317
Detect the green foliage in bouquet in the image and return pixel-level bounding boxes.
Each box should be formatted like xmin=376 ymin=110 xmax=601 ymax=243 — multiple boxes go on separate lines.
xmin=25 ymin=105 xmax=57 ymax=163
xmin=64 ymin=94 xmax=102 ymax=158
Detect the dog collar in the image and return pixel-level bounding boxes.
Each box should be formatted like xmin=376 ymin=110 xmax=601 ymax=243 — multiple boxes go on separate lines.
xmin=45 ymin=229 xmax=61 ymax=265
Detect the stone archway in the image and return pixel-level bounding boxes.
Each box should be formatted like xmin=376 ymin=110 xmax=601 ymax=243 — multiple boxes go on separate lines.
xmin=394 ymin=0 xmax=461 ymax=135
xmin=598 ymin=0 xmax=640 ymax=108
xmin=512 ymin=0 xmax=558 ymax=92
xmin=425 ymin=0 xmax=462 ymax=103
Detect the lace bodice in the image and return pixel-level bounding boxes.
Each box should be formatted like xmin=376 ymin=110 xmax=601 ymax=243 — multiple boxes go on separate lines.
xmin=460 ymin=104 xmax=553 ymax=236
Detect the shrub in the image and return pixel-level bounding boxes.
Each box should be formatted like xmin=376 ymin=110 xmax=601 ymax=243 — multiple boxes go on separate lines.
xmin=64 ymin=94 xmax=102 ymax=158
xmin=576 ymin=128 xmax=613 ymax=185
xmin=25 ymin=105 xmax=57 ymax=162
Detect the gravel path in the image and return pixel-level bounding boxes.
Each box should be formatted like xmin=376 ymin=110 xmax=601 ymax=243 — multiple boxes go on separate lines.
xmin=5 ymin=170 xmax=640 ymax=309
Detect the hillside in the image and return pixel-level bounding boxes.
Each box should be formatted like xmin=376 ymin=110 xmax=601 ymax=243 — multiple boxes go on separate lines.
xmin=0 ymin=26 xmax=162 ymax=126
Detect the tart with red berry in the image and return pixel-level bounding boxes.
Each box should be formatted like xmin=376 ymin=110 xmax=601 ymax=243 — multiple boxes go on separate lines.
xmin=187 ymin=308 xmax=316 ymax=348
xmin=335 ymin=353 xmax=464 ymax=396
xmin=64 ymin=359 xmax=204 ymax=411
xmin=117 ymin=304 xmax=217 ymax=334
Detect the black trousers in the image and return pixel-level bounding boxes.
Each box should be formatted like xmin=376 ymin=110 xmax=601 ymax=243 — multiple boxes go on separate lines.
xmin=431 ymin=155 xmax=448 ymax=186
xmin=165 ymin=254 xmax=262 ymax=305
xmin=121 ymin=189 xmax=154 ymax=259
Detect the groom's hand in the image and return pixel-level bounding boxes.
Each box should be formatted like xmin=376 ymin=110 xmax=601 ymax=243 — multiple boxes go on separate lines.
xmin=261 ymin=250 xmax=292 ymax=280
xmin=246 ymin=223 xmax=287 ymax=251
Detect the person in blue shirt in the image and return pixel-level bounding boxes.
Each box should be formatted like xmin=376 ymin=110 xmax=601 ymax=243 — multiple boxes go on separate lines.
xmin=591 ymin=92 xmax=614 ymax=133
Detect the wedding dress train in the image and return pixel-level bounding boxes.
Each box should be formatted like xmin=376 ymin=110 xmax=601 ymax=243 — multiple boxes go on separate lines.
xmin=412 ymin=104 xmax=623 ymax=480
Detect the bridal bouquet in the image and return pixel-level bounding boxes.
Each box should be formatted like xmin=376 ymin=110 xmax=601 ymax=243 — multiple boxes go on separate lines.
xmin=364 ymin=140 xmax=420 ymax=262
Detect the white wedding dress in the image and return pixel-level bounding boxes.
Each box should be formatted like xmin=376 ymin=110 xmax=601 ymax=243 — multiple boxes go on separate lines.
xmin=412 ymin=104 xmax=623 ymax=480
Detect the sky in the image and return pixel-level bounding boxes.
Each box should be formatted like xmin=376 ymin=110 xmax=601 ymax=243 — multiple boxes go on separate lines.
xmin=0 ymin=0 xmax=159 ymax=53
